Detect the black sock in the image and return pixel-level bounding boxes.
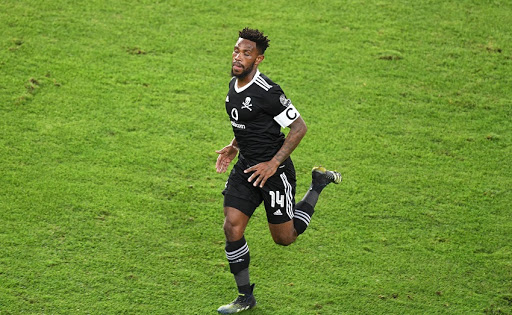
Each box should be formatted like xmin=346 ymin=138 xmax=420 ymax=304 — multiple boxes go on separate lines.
xmin=301 ymin=186 xmax=320 ymax=208
xmin=293 ymin=201 xmax=315 ymax=235
xmin=225 ymin=236 xmax=251 ymax=293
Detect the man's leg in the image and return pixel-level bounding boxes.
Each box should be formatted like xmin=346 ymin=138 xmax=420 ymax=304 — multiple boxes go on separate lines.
xmin=218 ymin=159 xmax=261 ymax=313
xmin=218 ymin=205 xmax=257 ymax=314
xmin=266 ymin=166 xmax=342 ymax=244
xmin=268 ymin=220 xmax=297 ymax=246
xmin=293 ymin=166 xmax=342 ymax=235
xmin=223 ymin=207 xmax=251 ymax=294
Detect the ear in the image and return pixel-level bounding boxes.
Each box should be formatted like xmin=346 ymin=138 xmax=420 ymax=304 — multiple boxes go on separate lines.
xmin=255 ymin=54 xmax=265 ymax=66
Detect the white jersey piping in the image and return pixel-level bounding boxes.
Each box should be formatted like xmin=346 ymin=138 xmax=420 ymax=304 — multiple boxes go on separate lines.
xmin=234 ymin=70 xmax=266 ymax=93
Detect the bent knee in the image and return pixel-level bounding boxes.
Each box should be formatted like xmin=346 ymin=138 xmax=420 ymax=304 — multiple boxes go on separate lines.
xmin=272 ymin=235 xmax=296 ymax=246
xmin=269 ymin=222 xmax=297 ymax=246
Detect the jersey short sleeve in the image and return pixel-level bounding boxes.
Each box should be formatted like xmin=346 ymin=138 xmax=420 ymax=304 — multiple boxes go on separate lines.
xmin=260 ymin=85 xmax=300 ymax=128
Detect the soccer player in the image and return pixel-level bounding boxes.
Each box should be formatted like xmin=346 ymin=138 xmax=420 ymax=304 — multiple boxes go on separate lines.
xmin=215 ymin=27 xmax=342 ymax=314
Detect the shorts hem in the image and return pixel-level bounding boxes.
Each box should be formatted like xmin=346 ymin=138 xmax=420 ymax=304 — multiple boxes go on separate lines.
xmin=223 ymin=193 xmax=258 ymax=218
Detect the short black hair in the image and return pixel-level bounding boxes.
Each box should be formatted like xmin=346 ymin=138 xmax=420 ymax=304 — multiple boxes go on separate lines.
xmin=238 ymin=27 xmax=270 ymax=55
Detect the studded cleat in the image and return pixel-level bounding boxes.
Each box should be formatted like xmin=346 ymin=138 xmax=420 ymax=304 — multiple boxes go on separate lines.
xmin=311 ymin=166 xmax=342 ymax=191
xmin=217 ymin=284 xmax=256 ymax=314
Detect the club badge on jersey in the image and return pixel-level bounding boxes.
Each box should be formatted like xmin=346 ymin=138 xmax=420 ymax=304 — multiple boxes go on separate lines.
xmin=274 ymin=94 xmax=300 ymax=128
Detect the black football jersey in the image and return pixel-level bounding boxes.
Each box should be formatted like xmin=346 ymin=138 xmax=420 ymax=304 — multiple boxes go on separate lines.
xmin=225 ymin=70 xmax=300 ymax=164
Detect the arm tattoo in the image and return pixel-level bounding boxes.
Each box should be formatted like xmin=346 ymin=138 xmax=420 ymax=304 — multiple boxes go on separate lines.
xmin=273 ymin=119 xmax=307 ymax=164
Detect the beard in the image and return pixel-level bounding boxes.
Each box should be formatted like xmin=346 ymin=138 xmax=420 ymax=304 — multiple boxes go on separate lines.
xmin=231 ymin=61 xmax=255 ymax=79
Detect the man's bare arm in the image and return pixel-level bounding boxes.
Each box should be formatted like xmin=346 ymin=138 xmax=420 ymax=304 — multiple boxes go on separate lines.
xmin=272 ymin=117 xmax=307 ymax=165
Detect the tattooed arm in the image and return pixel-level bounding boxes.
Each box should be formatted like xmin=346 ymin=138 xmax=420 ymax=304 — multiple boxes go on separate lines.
xmin=244 ymin=117 xmax=307 ymax=188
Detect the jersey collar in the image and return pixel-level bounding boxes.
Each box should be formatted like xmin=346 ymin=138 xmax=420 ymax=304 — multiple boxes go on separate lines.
xmin=234 ymin=69 xmax=260 ymax=94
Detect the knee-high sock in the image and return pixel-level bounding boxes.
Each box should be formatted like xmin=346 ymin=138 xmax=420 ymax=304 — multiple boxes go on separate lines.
xmin=301 ymin=186 xmax=321 ymax=208
xmin=293 ymin=200 xmax=315 ymax=235
xmin=225 ymin=236 xmax=251 ymax=294
xmin=294 ymin=181 xmax=326 ymax=235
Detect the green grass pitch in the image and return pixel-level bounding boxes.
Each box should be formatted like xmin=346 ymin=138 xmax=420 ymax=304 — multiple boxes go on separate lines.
xmin=1 ymin=0 xmax=511 ymax=314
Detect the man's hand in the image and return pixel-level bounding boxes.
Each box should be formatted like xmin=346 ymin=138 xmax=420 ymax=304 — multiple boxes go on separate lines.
xmin=244 ymin=159 xmax=280 ymax=188
xmin=215 ymin=144 xmax=238 ymax=173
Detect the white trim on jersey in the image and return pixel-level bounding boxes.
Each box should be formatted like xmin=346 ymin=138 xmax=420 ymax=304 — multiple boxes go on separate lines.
xmin=280 ymin=173 xmax=294 ymax=219
xmin=234 ymin=70 xmax=262 ymax=93
xmin=274 ymin=103 xmax=300 ymax=128
xmin=255 ymin=76 xmax=272 ymax=91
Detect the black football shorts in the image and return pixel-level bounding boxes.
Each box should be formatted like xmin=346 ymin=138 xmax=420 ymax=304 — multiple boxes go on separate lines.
xmin=223 ymin=157 xmax=296 ymax=224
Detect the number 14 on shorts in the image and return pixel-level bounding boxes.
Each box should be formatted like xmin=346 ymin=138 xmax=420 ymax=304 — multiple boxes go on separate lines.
xmin=269 ymin=191 xmax=285 ymax=208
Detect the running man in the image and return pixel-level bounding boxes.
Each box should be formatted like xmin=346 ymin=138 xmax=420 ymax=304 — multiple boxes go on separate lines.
xmin=215 ymin=27 xmax=342 ymax=314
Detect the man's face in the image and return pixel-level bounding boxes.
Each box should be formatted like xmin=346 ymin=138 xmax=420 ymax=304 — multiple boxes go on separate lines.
xmin=231 ymin=38 xmax=263 ymax=79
